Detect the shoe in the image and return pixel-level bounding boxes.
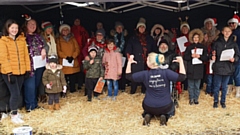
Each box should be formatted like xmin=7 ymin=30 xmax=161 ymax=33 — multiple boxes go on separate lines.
xmin=54 ymin=103 xmax=60 ymax=110
xmin=103 ymin=96 xmax=111 ymax=100
xmin=49 ymin=105 xmax=54 ymax=111
xmin=189 ymin=99 xmax=194 ymax=105
xmin=160 ymin=115 xmax=167 ymax=126
xmin=142 ymin=114 xmax=151 ymax=126
xmin=194 ymin=100 xmax=199 ymax=105
xmin=112 ymin=96 xmax=116 ymax=101
xmin=11 ymin=114 xmax=24 ymax=124
xmin=94 ymin=96 xmax=100 ymax=100
xmin=87 ymin=98 xmax=92 ymax=102
xmin=26 ymin=109 xmax=31 ymax=113
xmin=213 ymin=102 xmax=218 ymax=108
xmin=221 ymin=103 xmax=226 ymax=108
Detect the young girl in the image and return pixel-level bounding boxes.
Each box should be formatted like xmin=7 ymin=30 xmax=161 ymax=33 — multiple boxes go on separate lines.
xmin=184 ymin=29 xmax=208 ymax=105
xmin=42 ymin=54 xmax=67 ymax=111
xmin=102 ymin=39 xmax=122 ymax=101
xmin=0 ymin=19 xmax=31 ymax=124
xmin=83 ymin=45 xmax=104 ymax=101
xmin=211 ymin=26 xmax=240 ymax=108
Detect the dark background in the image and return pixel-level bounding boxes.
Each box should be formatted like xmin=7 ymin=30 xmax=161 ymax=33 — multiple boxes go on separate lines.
xmin=0 ymin=4 xmax=238 ymax=36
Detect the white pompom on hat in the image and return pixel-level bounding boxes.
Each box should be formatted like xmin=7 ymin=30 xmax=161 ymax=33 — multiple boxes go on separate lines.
xmin=59 ymin=24 xmax=71 ymax=33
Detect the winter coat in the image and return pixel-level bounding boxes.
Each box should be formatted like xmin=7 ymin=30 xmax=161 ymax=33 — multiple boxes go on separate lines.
xmin=184 ymin=29 xmax=208 ymax=79
xmin=42 ymin=64 xmax=67 ymax=94
xmin=83 ymin=56 xmax=104 ymax=79
xmin=71 ymin=25 xmax=89 ymax=65
xmin=0 ymin=34 xmax=31 ymax=75
xmin=125 ymin=34 xmax=157 ymax=73
xmin=56 ymin=34 xmax=80 ymax=75
xmin=102 ymin=48 xmax=122 ymax=80
xmin=211 ymin=34 xmax=240 ymax=76
xmin=232 ymin=27 xmax=240 ymax=64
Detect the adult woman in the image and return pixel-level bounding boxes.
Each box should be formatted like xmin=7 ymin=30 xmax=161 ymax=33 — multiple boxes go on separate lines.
xmin=126 ymin=53 xmax=186 ymax=126
xmin=22 ymin=18 xmax=48 ymax=111
xmin=125 ymin=17 xmax=157 ymax=94
xmin=56 ymin=24 xmax=80 ymax=93
xmin=0 ymin=19 xmax=31 ymax=123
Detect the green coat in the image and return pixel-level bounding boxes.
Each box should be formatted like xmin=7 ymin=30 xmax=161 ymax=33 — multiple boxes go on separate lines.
xmin=83 ymin=57 xmax=104 ymax=78
xmin=42 ymin=64 xmax=67 ymax=93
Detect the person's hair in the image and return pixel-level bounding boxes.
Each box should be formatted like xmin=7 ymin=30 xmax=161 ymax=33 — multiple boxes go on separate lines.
xmin=106 ymin=39 xmax=115 ymax=45
xmin=222 ymin=26 xmax=232 ymax=32
xmin=22 ymin=19 xmax=41 ymax=34
xmin=148 ymin=52 xmax=165 ymax=67
xmin=2 ymin=19 xmax=21 ymax=37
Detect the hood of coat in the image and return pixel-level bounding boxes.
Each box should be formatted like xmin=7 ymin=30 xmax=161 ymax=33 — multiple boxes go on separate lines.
xmin=189 ymin=29 xmax=204 ymax=43
xmin=45 ymin=63 xmax=63 ymax=70
xmin=150 ymin=24 xmax=165 ymax=38
xmin=110 ymin=29 xmax=128 ymax=37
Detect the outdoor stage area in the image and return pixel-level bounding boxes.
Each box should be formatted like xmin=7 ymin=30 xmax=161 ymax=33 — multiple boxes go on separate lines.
xmin=0 ymin=85 xmax=240 ymax=135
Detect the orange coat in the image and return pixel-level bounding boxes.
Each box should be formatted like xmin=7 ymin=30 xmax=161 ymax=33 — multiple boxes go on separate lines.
xmin=56 ymin=35 xmax=80 ymax=75
xmin=0 ymin=34 xmax=31 ymax=75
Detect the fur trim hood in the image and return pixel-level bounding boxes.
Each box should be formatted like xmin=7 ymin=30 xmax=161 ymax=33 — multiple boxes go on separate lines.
xmin=189 ymin=29 xmax=204 ymax=43
xmin=110 ymin=29 xmax=128 ymax=37
xmin=45 ymin=63 xmax=63 ymax=70
xmin=151 ymin=24 xmax=165 ymax=37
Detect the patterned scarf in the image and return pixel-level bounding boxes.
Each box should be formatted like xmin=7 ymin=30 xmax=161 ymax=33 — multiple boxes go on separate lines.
xmin=137 ymin=32 xmax=147 ymax=62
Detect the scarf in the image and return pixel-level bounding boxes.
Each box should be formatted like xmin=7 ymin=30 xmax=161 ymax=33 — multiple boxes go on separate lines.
xmin=137 ymin=32 xmax=147 ymax=62
xmin=114 ymin=32 xmax=125 ymax=53
xmin=47 ymin=34 xmax=57 ymax=56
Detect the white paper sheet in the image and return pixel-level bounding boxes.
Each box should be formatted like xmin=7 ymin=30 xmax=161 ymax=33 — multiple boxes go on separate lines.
xmin=62 ymin=59 xmax=74 ymax=67
xmin=220 ymin=49 xmax=235 ymax=61
xmin=33 ymin=55 xmax=46 ymax=69
xmin=122 ymin=57 xmax=126 ymax=67
xmin=209 ymin=60 xmax=215 ymax=74
xmin=176 ymin=36 xmax=188 ymax=52
xmin=191 ymin=48 xmax=203 ymax=64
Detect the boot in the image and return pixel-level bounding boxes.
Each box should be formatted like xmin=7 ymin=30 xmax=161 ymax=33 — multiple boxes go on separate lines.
xmin=236 ymin=86 xmax=240 ymax=98
xmin=49 ymin=105 xmax=54 ymax=111
xmin=227 ymin=85 xmax=233 ymax=95
xmin=54 ymin=103 xmax=60 ymax=110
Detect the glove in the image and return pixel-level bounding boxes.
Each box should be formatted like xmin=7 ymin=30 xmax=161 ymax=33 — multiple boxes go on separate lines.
xmin=66 ymin=56 xmax=74 ymax=63
xmin=46 ymin=84 xmax=52 ymax=89
xmin=63 ymin=86 xmax=67 ymax=93
xmin=8 ymin=73 xmax=15 ymax=84
xmin=24 ymin=71 xmax=31 ymax=80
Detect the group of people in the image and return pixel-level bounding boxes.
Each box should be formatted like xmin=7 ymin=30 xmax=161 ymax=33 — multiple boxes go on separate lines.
xmin=0 ymin=12 xmax=240 ymax=126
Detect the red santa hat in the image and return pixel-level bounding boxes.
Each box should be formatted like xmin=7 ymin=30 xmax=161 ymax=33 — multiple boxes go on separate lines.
xmin=204 ymin=18 xmax=217 ymax=27
xmin=228 ymin=14 xmax=240 ymax=26
xmin=22 ymin=14 xmax=31 ymax=21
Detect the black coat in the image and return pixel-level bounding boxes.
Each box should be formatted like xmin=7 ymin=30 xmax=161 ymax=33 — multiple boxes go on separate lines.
xmin=125 ymin=34 xmax=157 ymax=73
xmin=211 ymin=35 xmax=240 ymax=75
xmin=183 ymin=43 xmax=208 ymax=79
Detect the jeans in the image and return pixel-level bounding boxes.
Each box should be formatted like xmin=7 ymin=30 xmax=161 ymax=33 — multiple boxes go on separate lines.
xmin=48 ymin=93 xmax=60 ymax=105
xmin=188 ymin=79 xmax=201 ymax=101
xmin=206 ymin=74 xmax=214 ymax=94
xmin=24 ymin=67 xmax=45 ymax=110
xmin=107 ymin=79 xmax=118 ymax=96
xmin=2 ymin=74 xmax=24 ymax=115
xmin=228 ymin=64 xmax=240 ymax=86
xmin=213 ymin=74 xmax=230 ymax=103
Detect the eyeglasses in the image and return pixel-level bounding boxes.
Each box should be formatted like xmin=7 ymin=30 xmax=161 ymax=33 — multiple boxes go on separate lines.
xmin=229 ymin=22 xmax=235 ymax=25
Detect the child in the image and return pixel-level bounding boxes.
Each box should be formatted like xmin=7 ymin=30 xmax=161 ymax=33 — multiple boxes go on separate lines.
xmin=0 ymin=19 xmax=31 ymax=124
xmin=183 ymin=29 xmax=208 ymax=105
xmin=211 ymin=26 xmax=240 ymax=108
xmin=102 ymin=39 xmax=122 ymax=101
xmin=83 ymin=45 xmax=104 ymax=102
xmin=42 ymin=54 xmax=67 ymax=111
